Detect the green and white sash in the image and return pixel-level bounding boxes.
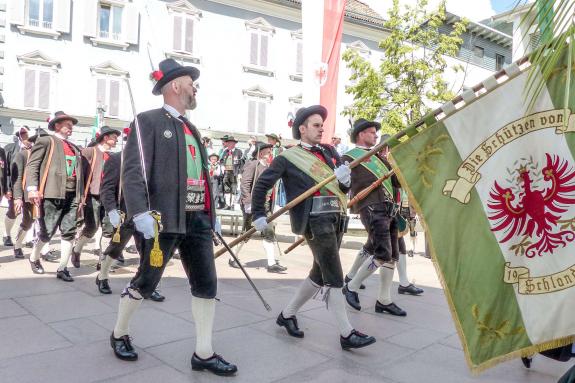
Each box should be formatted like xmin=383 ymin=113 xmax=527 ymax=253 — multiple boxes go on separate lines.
xmin=345 ymin=147 xmax=394 ymax=199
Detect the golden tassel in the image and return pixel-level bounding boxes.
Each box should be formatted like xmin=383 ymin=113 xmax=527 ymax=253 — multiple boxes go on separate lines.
xmin=111 ymin=212 xmax=125 ymax=243
xmin=149 ymin=211 xmax=163 ymax=267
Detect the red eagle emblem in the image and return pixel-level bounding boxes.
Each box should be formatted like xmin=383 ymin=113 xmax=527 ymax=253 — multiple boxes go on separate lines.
xmin=487 ymin=154 xmax=575 ymax=257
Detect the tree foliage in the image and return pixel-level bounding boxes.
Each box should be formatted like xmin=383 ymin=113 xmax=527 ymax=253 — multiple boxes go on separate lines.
xmin=342 ymin=0 xmax=467 ymax=134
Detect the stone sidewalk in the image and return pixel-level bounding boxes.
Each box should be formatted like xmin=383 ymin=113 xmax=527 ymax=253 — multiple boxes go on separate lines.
xmin=0 ymin=232 xmax=569 ymax=382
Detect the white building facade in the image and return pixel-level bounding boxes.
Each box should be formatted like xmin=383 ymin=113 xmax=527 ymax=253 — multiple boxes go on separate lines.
xmin=0 ymin=0 xmax=512 ymax=148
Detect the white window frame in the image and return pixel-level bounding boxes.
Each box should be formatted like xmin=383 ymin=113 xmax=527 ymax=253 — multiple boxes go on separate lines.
xmin=243 ymin=86 xmax=273 ymax=134
xmin=242 ymin=17 xmax=275 ymax=77
xmin=90 ymin=62 xmax=128 ymax=119
xmin=26 ymin=0 xmax=54 ymax=30
xmin=23 ymin=66 xmax=52 ymax=111
xmin=166 ymin=1 xmax=202 ymax=64
xmin=98 ymin=1 xmax=123 ymax=41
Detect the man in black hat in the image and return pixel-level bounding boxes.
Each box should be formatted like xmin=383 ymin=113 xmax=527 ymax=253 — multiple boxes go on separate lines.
xmin=110 ymin=58 xmax=236 ymax=376
xmin=234 ymin=141 xmax=287 ymax=272
xmin=207 ymin=153 xmax=224 ymax=208
xmin=3 ymin=126 xmax=31 ymax=248
xmin=219 ymin=136 xmax=243 ymax=210
xmin=251 ymin=105 xmax=376 ymax=350
xmin=26 ymin=111 xmax=84 ymax=280
xmin=71 ymin=125 xmax=121 ymax=267
xmin=341 ymin=120 xmax=411 ymax=316
xmin=10 ymin=128 xmax=49 ymax=259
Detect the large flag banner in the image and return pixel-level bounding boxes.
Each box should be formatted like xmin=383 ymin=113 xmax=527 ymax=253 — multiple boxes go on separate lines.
xmin=302 ymin=0 xmax=346 ymax=144
xmin=390 ymin=45 xmax=575 ymax=372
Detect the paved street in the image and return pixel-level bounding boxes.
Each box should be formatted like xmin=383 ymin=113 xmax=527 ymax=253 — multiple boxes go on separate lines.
xmin=0 ymin=222 xmax=569 ymax=382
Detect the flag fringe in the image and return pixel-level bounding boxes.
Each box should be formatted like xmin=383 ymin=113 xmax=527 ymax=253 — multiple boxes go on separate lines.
xmin=389 ymin=152 xmax=575 ymax=375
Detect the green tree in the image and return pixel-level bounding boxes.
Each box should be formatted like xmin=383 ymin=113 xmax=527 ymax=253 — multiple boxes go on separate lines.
xmin=342 ymin=0 xmax=467 ymax=134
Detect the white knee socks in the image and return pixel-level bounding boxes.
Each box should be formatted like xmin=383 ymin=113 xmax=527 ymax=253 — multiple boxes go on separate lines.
xmin=99 ymin=255 xmax=114 ymax=280
xmin=29 ymin=240 xmax=47 ymax=262
xmin=14 ymin=228 xmax=26 ymax=250
xmin=283 ymin=278 xmax=319 ymax=317
xmin=326 ymin=289 xmax=353 ymax=337
xmin=73 ymin=235 xmax=91 ymax=254
xmin=263 ymin=240 xmax=277 ymax=267
xmin=348 ymin=257 xmax=378 ymax=292
xmin=58 ymin=240 xmax=74 ymax=271
xmin=113 ymin=288 xmax=143 ymax=338
xmin=378 ymin=263 xmax=395 ymax=305
xmin=192 ymin=297 xmax=215 ymax=359
xmin=397 ymin=252 xmax=410 ymax=286
xmin=4 ymin=216 xmax=15 ymax=237
xmin=346 ymin=248 xmax=370 ymax=280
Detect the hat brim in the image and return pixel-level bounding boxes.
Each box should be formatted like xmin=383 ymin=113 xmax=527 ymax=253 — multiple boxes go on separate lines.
xmin=48 ymin=115 xmax=78 ymax=131
xmin=350 ymin=120 xmax=381 ymax=144
xmin=292 ymin=105 xmax=328 ymax=140
xmin=252 ymin=143 xmax=273 ymax=158
xmin=209 ymin=154 xmax=219 ymax=159
xmin=152 ymin=67 xmax=200 ymax=95
xmin=223 ymin=139 xmax=238 ymax=143
xmin=96 ymin=127 xmax=122 ymax=142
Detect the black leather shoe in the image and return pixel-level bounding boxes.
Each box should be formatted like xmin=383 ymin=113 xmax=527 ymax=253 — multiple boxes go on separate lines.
xmin=42 ymin=250 xmax=60 ymax=262
xmin=343 ymin=285 xmax=361 ymax=311
xmin=274 ymin=262 xmax=287 ymax=271
xmin=24 ymin=241 xmax=34 ymax=248
xmin=521 ymin=357 xmax=532 ymax=369
xmin=344 ymin=275 xmax=365 ymax=289
xmin=228 ymin=259 xmax=240 ymax=269
xmin=125 ymin=245 xmax=138 ymax=254
xmin=110 ymin=333 xmax=138 ymax=361
xmin=340 ymin=330 xmax=376 ymax=350
xmin=96 ymin=277 xmax=112 ymax=294
xmin=191 ymin=353 xmax=237 ymax=376
xmin=56 ymin=268 xmax=74 ymax=282
xmin=30 ymin=260 xmax=44 ymax=274
xmin=14 ymin=248 xmax=24 ymax=259
xmin=146 ymin=290 xmax=165 ymax=302
xmin=71 ymin=249 xmax=81 ymax=268
xmin=398 ymin=284 xmax=424 ymax=296
xmin=266 ymin=264 xmax=285 ymax=273
xmin=3 ymin=236 xmax=13 ymax=246
xmin=375 ymin=301 xmax=406 ymax=316
xmin=276 ymin=313 xmax=304 ymax=338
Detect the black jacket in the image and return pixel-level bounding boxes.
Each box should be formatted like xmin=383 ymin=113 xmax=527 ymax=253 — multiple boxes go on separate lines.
xmin=4 ymin=142 xmax=20 ymax=192
xmin=122 ymin=108 xmax=216 ymax=234
xmin=342 ymin=149 xmax=401 ymax=213
xmin=100 ymin=152 xmax=123 ymax=213
xmin=252 ymin=144 xmax=348 ymax=234
xmin=220 ymin=147 xmax=244 ymax=176
xmin=0 ymin=147 xmax=7 ymax=195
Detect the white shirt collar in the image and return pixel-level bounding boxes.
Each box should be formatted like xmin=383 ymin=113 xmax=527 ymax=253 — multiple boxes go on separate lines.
xmin=163 ymin=104 xmax=182 ymax=119
xmin=355 ymin=145 xmax=371 ymax=150
xmin=300 ymin=141 xmax=320 ymax=149
xmin=55 ymin=133 xmax=67 ymax=141
xmin=97 ymin=144 xmax=107 ymax=152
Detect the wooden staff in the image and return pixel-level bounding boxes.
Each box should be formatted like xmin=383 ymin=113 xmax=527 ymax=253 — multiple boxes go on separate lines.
xmin=283 ymin=170 xmax=396 ymax=255
xmin=214 ymin=138 xmax=397 ymax=258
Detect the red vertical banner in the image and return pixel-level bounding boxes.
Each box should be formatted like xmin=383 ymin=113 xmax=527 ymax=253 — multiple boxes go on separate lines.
xmin=320 ymin=0 xmax=346 ymax=144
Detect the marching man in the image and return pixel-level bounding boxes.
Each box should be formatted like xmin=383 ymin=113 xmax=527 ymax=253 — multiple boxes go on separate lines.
xmin=251 ymin=105 xmax=376 ymax=350
xmin=109 ymin=59 xmax=237 ymax=376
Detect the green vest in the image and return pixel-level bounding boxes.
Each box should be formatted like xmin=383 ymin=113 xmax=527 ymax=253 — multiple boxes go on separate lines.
xmin=184 ymin=130 xmax=203 ymax=181
xmin=345 ymin=147 xmax=394 ymax=199
xmin=280 ymin=146 xmax=347 ymax=211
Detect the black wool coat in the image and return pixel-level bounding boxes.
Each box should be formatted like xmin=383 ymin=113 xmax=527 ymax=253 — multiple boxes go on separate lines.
xmin=100 ymin=152 xmax=124 ymax=214
xmin=252 ymin=144 xmax=349 ymax=235
xmin=122 ymin=108 xmax=216 ymax=234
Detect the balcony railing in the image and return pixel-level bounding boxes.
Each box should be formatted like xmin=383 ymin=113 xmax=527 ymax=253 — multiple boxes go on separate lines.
xmin=27 ymin=18 xmax=53 ymax=29
xmin=98 ymin=30 xmax=122 ymax=41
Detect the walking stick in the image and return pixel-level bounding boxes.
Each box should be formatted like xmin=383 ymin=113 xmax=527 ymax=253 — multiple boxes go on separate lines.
xmin=283 ymin=170 xmax=396 ymax=255
xmin=213 ymin=139 xmax=397 ymax=258
xmin=213 ymin=230 xmax=272 ymax=312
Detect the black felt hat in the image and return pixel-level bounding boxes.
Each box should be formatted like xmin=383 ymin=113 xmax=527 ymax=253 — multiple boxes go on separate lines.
xmin=350 ymin=118 xmax=381 ymax=144
xmin=292 ymin=105 xmax=328 ymax=139
xmin=223 ymin=136 xmax=238 ymax=143
xmin=96 ymin=125 xmax=122 ymax=143
xmin=151 ymin=59 xmax=200 ymax=96
xmin=48 ymin=111 xmax=78 ymax=131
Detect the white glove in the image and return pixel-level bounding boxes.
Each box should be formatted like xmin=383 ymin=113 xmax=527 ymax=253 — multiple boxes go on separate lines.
xmin=334 ymin=162 xmax=351 ymax=186
xmin=107 ymin=209 xmax=122 ymax=228
xmin=244 ymin=204 xmax=251 ymax=214
xmin=133 ymin=212 xmax=156 ymax=239
xmin=253 ymin=216 xmax=269 ymax=232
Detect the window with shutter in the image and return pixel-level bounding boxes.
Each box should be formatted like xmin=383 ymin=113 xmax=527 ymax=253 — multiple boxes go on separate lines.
xmin=248 ymin=100 xmax=256 ymax=132
xmin=257 ymin=102 xmax=266 ymax=133
xmin=27 ymin=0 xmax=54 ymax=29
xmin=296 ymin=41 xmax=303 ymax=73
xmin=109 ymin=80 xmax=120 ymax=116
xmin=98 ymin=2 xmax=122 ymax=40
xmin=259 ymin=35 xmax=268 ymax=67
xmin=173 ymin=15 xmax=182 ymax=50
xmin=38 ymin=71 xmax=50 ymax=110
xmin=185 ymin=18 xmax=194 ymax=53
xmin=96 ymin=78 xmax=106 ymax=105
xmin=250 ymin=33 xmax=259 ymax=65
xmin=24 ymin=69 xmax=36 ymax=108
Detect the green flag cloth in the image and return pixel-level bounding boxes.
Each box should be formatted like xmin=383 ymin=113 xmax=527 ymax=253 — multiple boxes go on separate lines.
xmin=389 ymin=45 xmax=575 ymax=373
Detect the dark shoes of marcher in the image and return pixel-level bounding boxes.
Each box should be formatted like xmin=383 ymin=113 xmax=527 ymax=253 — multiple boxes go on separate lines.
xmin=375 ymin=301 xmax=406 ymax=316
xmin=398 ymin=283 xmax=424 ymax=295
xmin=145 ymin=290 xmax=165 ymax=302
xmin=228 ymin=259 xmax=241 ymax=269
xmin=340 ymin=330 xmax=376 ymax=350
xmin=14 ymin=248 xmax=24 ymax=259
xmin=266 ymin=263 xmax=287 ymax=273
xmin=42 ymin=250 xmax=59 ymax=262
xmin=30 ymin=259 xmax=44 ymax=274
xmin=276 ymin=312 xmax=304 ymax=338
xmin=344 ymin=275 xmax=365 ymax=289
xmin=96 ymin=276 xmax=112 ymax=294
xmin=71 ymin=249 xmax=81 ymax=268
xmin=56 ymin=268 xmax=74 ymax=282
xmin=110 ymin=333 xmax=138 ymax=361
xmin=191 ymin=353 xmax=238 ymax=376
xmin=342 ymin=285 xmax=361 ymax=311
xmin=3 ymin=236 xmax=13 ymax=246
